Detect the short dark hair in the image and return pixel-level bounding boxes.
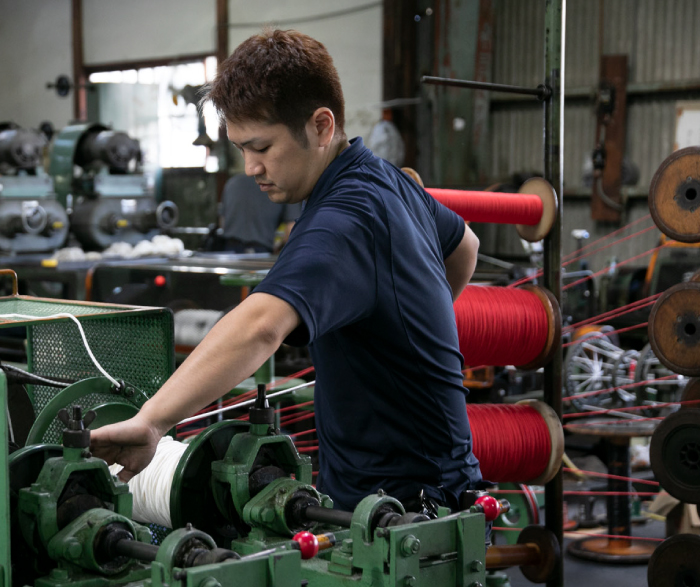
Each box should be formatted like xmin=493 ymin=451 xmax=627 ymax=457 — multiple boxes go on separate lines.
xmin=205 ymin=28 xmax=345 ymax=144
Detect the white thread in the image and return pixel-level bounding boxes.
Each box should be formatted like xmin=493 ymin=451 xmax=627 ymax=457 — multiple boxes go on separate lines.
xmin=177 ymin=379 xmax=316 ymax=426
xmin=109 ymin=436 xmax=188 ymax=528
xmin=0 ymin=313 xmax=119 ymax=387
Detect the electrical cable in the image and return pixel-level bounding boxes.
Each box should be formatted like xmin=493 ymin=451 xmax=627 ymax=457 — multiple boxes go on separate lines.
xmin=0 ymin=313 xmax=119 ymax=387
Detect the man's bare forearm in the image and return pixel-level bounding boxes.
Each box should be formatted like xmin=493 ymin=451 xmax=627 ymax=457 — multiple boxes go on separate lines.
xmin=137 ymin=292 xmax=301 ymax=435
xmin=444 ymin=223 xmax=480 ymax=300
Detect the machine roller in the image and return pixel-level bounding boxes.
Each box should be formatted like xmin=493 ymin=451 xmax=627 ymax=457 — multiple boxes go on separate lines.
xmin=4 ymin=378 xmax=560 ymax=587
xmin=48 ymin=123 xmax=178 ymax=250
xmin=0 ymin=275 xmax=560 ymax=587
xmin=0 ymin=123 xmax=69 ymax=253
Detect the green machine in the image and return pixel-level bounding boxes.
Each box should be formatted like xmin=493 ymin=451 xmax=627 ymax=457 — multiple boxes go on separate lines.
xmin=0 ymin=270 xmax=557 ymax=587
xmin=0 ymin=123 xmax=70 ymax=253
xmin=48 ymin=123 xmax=178 ymax=250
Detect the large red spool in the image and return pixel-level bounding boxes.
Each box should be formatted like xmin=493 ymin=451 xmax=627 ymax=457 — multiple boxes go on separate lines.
xmin=454 ymin=285 xmax=560 ymax=370
xmin=467 ymin=401 xmax=563 ymax=485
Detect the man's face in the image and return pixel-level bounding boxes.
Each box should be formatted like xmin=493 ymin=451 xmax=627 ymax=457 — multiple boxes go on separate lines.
xmin=227 ymin=119 xmax=323 ymax=205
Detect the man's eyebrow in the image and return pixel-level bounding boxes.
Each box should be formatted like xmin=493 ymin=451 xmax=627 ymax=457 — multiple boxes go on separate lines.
xmin=230 ymin=138 xmax=263 ymax=148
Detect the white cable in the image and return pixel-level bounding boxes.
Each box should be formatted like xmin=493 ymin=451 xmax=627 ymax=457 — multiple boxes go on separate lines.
xmin=0 ymin=313 xmax=119 ymax=387
xmin=109 ymin=436 xmax=187 ymax=528
xmin=177 ymin=379 xmax=316 ymax=426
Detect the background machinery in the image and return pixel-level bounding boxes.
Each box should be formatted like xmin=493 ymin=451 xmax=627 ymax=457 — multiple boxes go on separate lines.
xmin=0 ymin=123 xmax=69 ymax=254
xmin=48 ymin=123 xmax=179 ymax=250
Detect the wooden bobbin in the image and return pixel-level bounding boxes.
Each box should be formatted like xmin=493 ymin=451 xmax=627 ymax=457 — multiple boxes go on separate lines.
xmin=680 ymin=378 xmax=700 ymax=410
xmin=648 ymin=281 xmax=700 ymax=377
xmin=401 ymin=167 xmax=424 ymax=187
xmin=401 ymin=168 xmax=558 ymax=242
xmin=516 ymin=177 xmax=558 ymax=242
xmin=515 ymin=400 xmax=564 ymax=486
xmin=518 ymin=285 xmax=562 ymax=370
xmin=649 ymin=146 xmax=700 ymax=243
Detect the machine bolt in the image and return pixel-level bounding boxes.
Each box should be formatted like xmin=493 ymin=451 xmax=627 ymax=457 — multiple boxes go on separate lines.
xmin=186 ymin=523 xmax=193 ymax=531
xmin=468 ymin=583 xmax=484 ymax=587
xmin=376 ymin=528 xmax=388 ymax=538
xmin=65 ymin=538 xmax=83 ymax=560
xmin=470 ymin=560 xmax=484 ymax=572
xmin=400 ymin=535 xmax=421 ymax=556
xmin=377 ymin=489 xmax=386 ymax=496
xmin=340 ymin=539 xmax=353 ymax=553
xmin=50 ymin=568 xmax=69 ymax=581
xmin=31 ymin=483 xmax=41 ymax=491
xmin=279 ymin=487 xmax=287 ymax=494
xmin=198 ymin=579 xmax=222 ymax=587
xmin=403 ymin=576 xmax=417 ymax=587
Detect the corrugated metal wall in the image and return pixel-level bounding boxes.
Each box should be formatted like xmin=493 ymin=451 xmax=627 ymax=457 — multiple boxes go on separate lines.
xmin=476 ymin=0 xmax=700 ymax=263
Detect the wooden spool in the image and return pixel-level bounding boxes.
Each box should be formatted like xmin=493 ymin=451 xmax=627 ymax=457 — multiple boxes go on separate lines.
xmin=648 ymin=282 xmax=700 ymax=377
xmin=680 ymin=378 xmax=700 ymax=410
xmin=400 ymin=168 xmax=558 ymax=242
xmin=516 ymin=177 xmax=558 ymax=243
xmin=518 ymin=285 xmax=562 ymax=370
xmin=516 ymin=399 xmax=564 ymax=486
xmin=649 ymin=146 xmax=700 ymax=243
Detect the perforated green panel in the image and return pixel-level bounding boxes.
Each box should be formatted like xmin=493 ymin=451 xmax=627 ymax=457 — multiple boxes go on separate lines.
xmin=0 ymin=296 xmax=174 ymax=415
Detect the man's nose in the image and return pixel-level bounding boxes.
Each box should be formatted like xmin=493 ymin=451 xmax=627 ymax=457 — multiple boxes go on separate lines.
xmin=245 ymin=156 xmax=264 ymax=177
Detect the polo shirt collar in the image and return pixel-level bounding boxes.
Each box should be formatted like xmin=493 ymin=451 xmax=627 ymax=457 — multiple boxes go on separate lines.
xmin=305 ymin=137 xmax=372 ymax=208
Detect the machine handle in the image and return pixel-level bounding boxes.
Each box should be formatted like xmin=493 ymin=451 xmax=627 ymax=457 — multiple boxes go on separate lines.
xmin=0 ymin=268 xmax=18 ymax=296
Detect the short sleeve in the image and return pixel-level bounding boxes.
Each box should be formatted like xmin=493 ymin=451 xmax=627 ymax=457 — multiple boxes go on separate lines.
xmin=254 ymin=204 xmax=376 ymax=345
xmin=424 ymin=190 xmax=466 ymax=259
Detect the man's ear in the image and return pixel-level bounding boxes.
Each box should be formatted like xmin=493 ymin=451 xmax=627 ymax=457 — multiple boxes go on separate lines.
xmin=309 ymin=108 xmax=335 ymax=147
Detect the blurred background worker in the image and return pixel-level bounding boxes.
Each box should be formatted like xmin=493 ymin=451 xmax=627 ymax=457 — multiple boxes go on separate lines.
xmin=220 ymin=173 xmax=301 ymax=253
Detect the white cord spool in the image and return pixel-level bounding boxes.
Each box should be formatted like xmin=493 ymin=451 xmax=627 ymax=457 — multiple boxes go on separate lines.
xmin=109 ymin=436 xmax=188 ymax=528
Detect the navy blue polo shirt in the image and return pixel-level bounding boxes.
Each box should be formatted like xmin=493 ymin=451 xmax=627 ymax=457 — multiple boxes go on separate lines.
xmin=254 ymin=137 xmax=482 ymax=511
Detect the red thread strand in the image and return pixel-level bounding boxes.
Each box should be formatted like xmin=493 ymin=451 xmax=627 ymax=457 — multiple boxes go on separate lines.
xmin=563 ymin=243 xmax=669 ymax=291
xmin=454 ymin=287 xmax=549 ymax=366
xmin=427 ymin=189 xmax=543 ymax=225
xmin=562 ymin=468 xmax=660 ymax=487
xmin=467 ymin=404 xmax=551 ymax=483
xmin=562 ymin=214 xmax=653 ymax=261
xmin=563 ymin=225 xmax=658 ymax=268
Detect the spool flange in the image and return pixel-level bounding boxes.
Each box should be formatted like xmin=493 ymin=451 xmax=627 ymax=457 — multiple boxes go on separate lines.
xmin=518 ymin=285 xmax=561 ymax=370
xmin=648 ymin=281 xmax=700 ymax=377
xmin=649 ymin=146 xmax=700 ymax=243
xmin=516 ymin=177 xmax=558 ymax=243
xmin=650 ymin=409 xmax=700 ymax=504
xmin=647 ymin=533 xmax=700 ymax=587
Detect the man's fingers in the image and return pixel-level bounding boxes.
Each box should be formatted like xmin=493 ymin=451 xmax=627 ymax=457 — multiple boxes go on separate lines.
xmin=118 ymin=469 xmax=135 ymax=483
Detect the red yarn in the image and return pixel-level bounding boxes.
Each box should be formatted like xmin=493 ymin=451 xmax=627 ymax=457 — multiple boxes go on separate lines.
xmin=468 ymin=403 xmax=551 ymax=483
xmin=427 ymin=189 xmax=543 ymax=225
xmin=454 ymin=286 xmax=549 ymax=366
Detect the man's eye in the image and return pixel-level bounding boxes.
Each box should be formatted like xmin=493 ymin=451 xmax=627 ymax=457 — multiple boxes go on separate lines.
xmin=256 ymin=146 xmax=270 ymax=153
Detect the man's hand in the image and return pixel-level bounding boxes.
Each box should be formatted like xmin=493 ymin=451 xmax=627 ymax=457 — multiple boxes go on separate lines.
xmin=90 ymin=415 xmax=162 ymax=482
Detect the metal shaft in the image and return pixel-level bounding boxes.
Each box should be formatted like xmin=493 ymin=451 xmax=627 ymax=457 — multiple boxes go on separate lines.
xmin=302 ymin=506 xmax=353 ymax=527
xmin=486 ymin=543 xmax=542 ymax=569
xmin=421 ymin=76 xmax=551 ymax=100
xmin=113 ymin=539 xmax=159 ymax=562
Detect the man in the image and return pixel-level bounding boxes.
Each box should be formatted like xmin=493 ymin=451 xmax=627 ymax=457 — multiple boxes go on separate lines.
xmin=219 ymin=173 xmax=300 ymax=253
xmin=91 ymin=28 xmax=482 ymax=513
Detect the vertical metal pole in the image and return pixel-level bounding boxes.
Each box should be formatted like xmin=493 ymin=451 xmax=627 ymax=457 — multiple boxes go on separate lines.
xmin=0 ymin=371 xmax=11 ymax=587
xmin=543 ymin=1 xmax=565 ymax=586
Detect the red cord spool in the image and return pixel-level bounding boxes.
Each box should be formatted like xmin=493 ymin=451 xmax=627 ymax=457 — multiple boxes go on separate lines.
xmin=426 ymin=177 xmax=558 ymax=242
xmin=468 ymin=401 xmax=563 ymax=485
xmin=454 ymin=285 xmax=560 ymax=369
